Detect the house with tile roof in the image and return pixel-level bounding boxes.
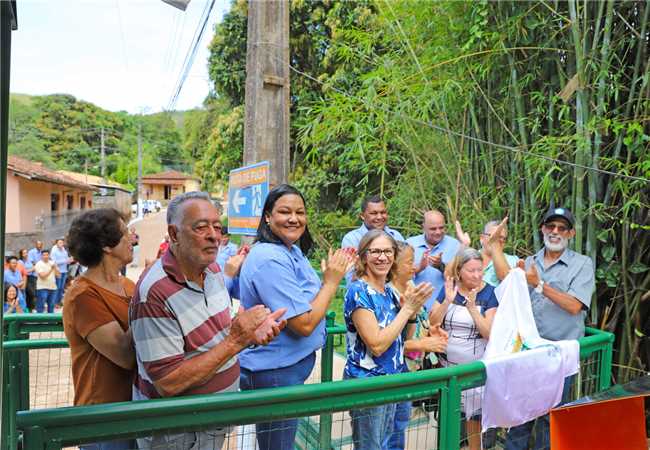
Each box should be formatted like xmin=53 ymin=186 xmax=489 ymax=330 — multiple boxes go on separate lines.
xmin=58 ymin=170 xmax=132 ymax=219
xmin=141 ymin=170 xmax=200 ymax=204
xmin=5 ymin=156 xmax=97 ymax=248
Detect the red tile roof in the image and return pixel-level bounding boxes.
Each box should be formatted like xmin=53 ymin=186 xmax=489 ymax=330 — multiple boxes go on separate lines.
xmin=142 ymin=170 xmax=199 ymax=181
xmin=7 ymin=156 xmax=96 ymax=191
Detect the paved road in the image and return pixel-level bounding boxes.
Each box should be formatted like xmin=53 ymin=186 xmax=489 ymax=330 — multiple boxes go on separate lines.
xmin=126 ymin=210 xmax=168 ymax=283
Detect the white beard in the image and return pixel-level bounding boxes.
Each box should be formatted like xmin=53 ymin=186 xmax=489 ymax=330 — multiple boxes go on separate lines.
xmin=543 ymin=233 xmax=568 ymax=252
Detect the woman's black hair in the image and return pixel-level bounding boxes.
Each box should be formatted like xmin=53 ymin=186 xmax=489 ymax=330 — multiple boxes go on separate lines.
xmin=4 ymin=283 xmax=18 ymax=301
xmin=66 ymin=208 xmax=126 ymax=268
xmin=255 ymin=184 xmax=314 ymax=255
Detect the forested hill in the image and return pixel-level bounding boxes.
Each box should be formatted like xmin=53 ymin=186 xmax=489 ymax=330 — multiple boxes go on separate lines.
xmin=7 ymin=93 xmax=197 ymax=189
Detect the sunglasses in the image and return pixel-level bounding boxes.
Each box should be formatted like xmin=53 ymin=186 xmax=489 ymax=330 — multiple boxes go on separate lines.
xmin=543 ymin=223 xmax=570 ymax=233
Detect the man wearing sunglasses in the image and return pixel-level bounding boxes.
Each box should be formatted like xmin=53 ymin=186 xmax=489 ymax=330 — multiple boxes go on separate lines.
xmin=505 ymin=206 xmax=595 ymax=450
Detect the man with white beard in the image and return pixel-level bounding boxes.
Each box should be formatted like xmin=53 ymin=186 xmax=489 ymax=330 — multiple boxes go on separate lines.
xmin=505 ymin=206 xmax=595 ymax=450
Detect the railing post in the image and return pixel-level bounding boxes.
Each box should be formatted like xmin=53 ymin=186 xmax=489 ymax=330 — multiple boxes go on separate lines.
xmin=2 ymin=321 xmax=21 ymax=450
xmin=599 ymin=333 xmax=614 ymax=391
xmin=439 ymin=376 xmax=462 ymax=450
xmin=22 ymin=425 xmax=48 ymax=450
xmin=318 ymin=311 xmax=336 ymax=450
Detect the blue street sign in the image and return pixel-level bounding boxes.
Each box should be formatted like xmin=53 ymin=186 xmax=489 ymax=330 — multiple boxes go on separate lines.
xmin=227 ymin=161 xmax=270 ymax=235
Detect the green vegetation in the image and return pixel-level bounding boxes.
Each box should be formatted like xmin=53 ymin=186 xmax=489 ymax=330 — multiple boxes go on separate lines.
xmin=8 ymin=93 xmax=189 ymax=189
xmin=8 ymin=0 xmax=648 ymax=376
xmin=205 ymin=0 xmax=649 ymax=377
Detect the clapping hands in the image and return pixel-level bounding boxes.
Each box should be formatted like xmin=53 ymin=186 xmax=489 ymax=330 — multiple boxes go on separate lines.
xmin=321 ymin=248 xmax=357 ymax=285
xmin=402 ymin=282 xmax=434 ymax=315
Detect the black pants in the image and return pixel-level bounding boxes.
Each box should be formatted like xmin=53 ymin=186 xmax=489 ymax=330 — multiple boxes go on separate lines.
xmin=25 ymin=276 xmax=37 ymax=311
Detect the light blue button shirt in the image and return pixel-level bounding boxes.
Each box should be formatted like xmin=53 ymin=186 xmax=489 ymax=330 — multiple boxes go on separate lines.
xmin=50 ymin=247 xmax=70 ymax=273
xmin=406 ymin=234 xmax=460 ymax=310
xmin=483 ymin=253 xmax=519 ymax=287
xmin=27 ymin=248 xmax=42 ymax=277
xmin=239 ymin=242 xmax=324 ymax=371
xmin=341 ymin=224 xmax=405 ymax=284
xmin=526 ymin=247 xmax=594 ymax=341
xmin=216 ymin=242 xmax=238 ymax=270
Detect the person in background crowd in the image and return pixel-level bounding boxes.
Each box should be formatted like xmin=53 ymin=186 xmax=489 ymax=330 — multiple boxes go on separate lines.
xmin=51 ymin=238 xmax=73 ymax=306
xmin=63 ymin=209 xmax=137 ymax=450
xmin=239 ymin=184 xmax=355 ymax=450
xmin=4 ymin=284 xmax=23 ymax=314
xmin=429 ymin=248 xmax=498 ymax=450
xmin=28 ymin=240 xmax=43 ymax=268
xmin=27 ymin=242 xmax=43 ymax=310
xmin=130 ymin=191 xmax=284 ymax=450
xmin=344 ymin=230 xmax=432 ymax=450
xmin=18 ymin=248 xmax=36 ymax=311
xmin=455 ymin=217 xmax=519 ymax=288
xmin=156 ymin=233 xmax=170 ymax=259
xmin=407 ymin=210 xmax=461 ymax=309
xmin=342 ymin=195 xmax=405 ymax=284
xmin=129 ymin=226 xmax=140 ymax=268
xmin=216 ymin=225 xmax=238 ymax=270
xmin=34 ymin=250 xmax=59 ymax=313
xmin=505 ymin=207 xmax=595 ymax=450
xmin=4 ymin=256 xmax=27 ymax=312
xmin=385 ymin=240 xmax=448 ymax=450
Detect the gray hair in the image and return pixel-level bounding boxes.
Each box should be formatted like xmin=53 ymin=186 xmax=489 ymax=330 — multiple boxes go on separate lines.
xmin=483 ymin=220 xmax=501 ymax=234
xmin=167 ymin=191 xmax=212 ymax=226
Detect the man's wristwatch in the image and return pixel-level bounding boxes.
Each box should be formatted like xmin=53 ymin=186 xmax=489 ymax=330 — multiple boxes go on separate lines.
xmin=534 ymin=280 xmax=545 ymax=294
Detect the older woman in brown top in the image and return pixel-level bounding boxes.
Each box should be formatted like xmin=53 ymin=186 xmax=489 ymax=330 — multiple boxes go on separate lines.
xmin=63 ymin=208 xmax=135 ymax=450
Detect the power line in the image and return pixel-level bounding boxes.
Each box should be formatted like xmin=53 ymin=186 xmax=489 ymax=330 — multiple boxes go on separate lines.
xmin=256 ymin=44 xmax=649 ymax=185
xmin=167 ymin=0 xmax=218 ymax=111
xmin=114 ymin=0 xmax=130 ymax=73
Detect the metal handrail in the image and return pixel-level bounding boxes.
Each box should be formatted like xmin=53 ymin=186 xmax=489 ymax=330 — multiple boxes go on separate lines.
xmin=7 ymin=325 xmax=613 ymax=450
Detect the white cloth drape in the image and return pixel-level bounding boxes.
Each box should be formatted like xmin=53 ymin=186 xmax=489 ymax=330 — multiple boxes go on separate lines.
xmin=481 ymin=269 xmax=580 ymax=431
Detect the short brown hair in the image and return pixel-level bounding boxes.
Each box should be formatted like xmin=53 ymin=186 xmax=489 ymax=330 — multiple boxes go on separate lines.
xmin=354 ymin=229 xmax=398 ymax=281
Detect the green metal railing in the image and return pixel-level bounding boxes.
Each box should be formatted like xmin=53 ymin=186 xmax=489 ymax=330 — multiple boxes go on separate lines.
xmin=2 ymin=312 xmax=614 ymax=450
xmin=2 ymin=314 xmax=66 ymax=450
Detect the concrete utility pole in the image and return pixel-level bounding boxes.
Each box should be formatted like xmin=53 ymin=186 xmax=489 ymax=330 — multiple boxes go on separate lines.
xmin=100 ymin=126 xmax=106 ymax=178
xmin=137 ymin=123 xmax=143 ymax=218
xmin=243 ymin=0 xmax=290 ymax=186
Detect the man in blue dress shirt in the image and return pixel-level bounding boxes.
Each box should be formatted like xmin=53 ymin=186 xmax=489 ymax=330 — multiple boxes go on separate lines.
xmin=406 ymin=210 xmax=460 ymax=309
xmin=216 ymin=225 xmax=239 ymax=270
xmin=341 ymin=195 xmax=405 ymax=283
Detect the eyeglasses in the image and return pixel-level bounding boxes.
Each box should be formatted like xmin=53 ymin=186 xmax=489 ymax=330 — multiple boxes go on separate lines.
xmin=543 ymin=223 xmax=569 ymax=233
xmin=367 ymin=248 xmax=395 ymax=258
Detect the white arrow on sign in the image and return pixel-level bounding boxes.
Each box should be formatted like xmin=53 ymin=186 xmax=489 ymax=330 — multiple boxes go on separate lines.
xmin=232 ymin=189 xmax=247 ymax=214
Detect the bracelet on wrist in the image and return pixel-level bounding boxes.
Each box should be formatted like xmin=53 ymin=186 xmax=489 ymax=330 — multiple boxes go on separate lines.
xmin=407 ymin=318 xmax=418 ymax=324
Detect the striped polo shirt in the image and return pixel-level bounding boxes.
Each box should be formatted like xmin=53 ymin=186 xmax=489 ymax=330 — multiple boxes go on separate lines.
xmin=129 ymin=249 xmax=239 ymax=401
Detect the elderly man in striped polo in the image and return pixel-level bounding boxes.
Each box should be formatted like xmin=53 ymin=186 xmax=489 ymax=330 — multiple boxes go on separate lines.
xmin=130 ymin=191 xmax=285 ymax=450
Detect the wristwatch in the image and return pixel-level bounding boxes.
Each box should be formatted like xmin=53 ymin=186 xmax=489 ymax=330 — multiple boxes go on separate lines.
xmin=534 ymin=280 xmax=545 ymax=294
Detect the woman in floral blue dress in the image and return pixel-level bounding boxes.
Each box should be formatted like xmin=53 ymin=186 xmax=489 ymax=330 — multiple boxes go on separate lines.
xmin=344 ymin=229 xmax=433 ymax=450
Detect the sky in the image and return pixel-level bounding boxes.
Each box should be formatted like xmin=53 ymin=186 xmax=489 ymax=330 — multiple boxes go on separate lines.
xmin=10 ymin=0 xmax=230 ymax=114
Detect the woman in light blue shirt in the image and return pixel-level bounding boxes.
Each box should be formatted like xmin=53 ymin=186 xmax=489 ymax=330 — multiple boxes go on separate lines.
xmin=51 ymin=238 xmax=72 ymax=305
xmin=239 ymin=184 xmax=354 ymax=450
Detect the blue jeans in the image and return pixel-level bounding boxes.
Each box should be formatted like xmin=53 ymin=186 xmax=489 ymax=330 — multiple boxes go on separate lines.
xmin=55 ymin=272 xmax=68 ymax=304
xmin=36 ymin=289 xmax=57 ymax=313
xmin=350 ymin=403 xmax=396 ymax=450
xmin=505 ymin=375 xmax=575 ymax=450
xmin=79 ymin=439 xmax=134 ymax=450
xmin=385 ymin=401 xmax=411 ymax=450
xmin=239 ymin=352 xmax=316 ymax=450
